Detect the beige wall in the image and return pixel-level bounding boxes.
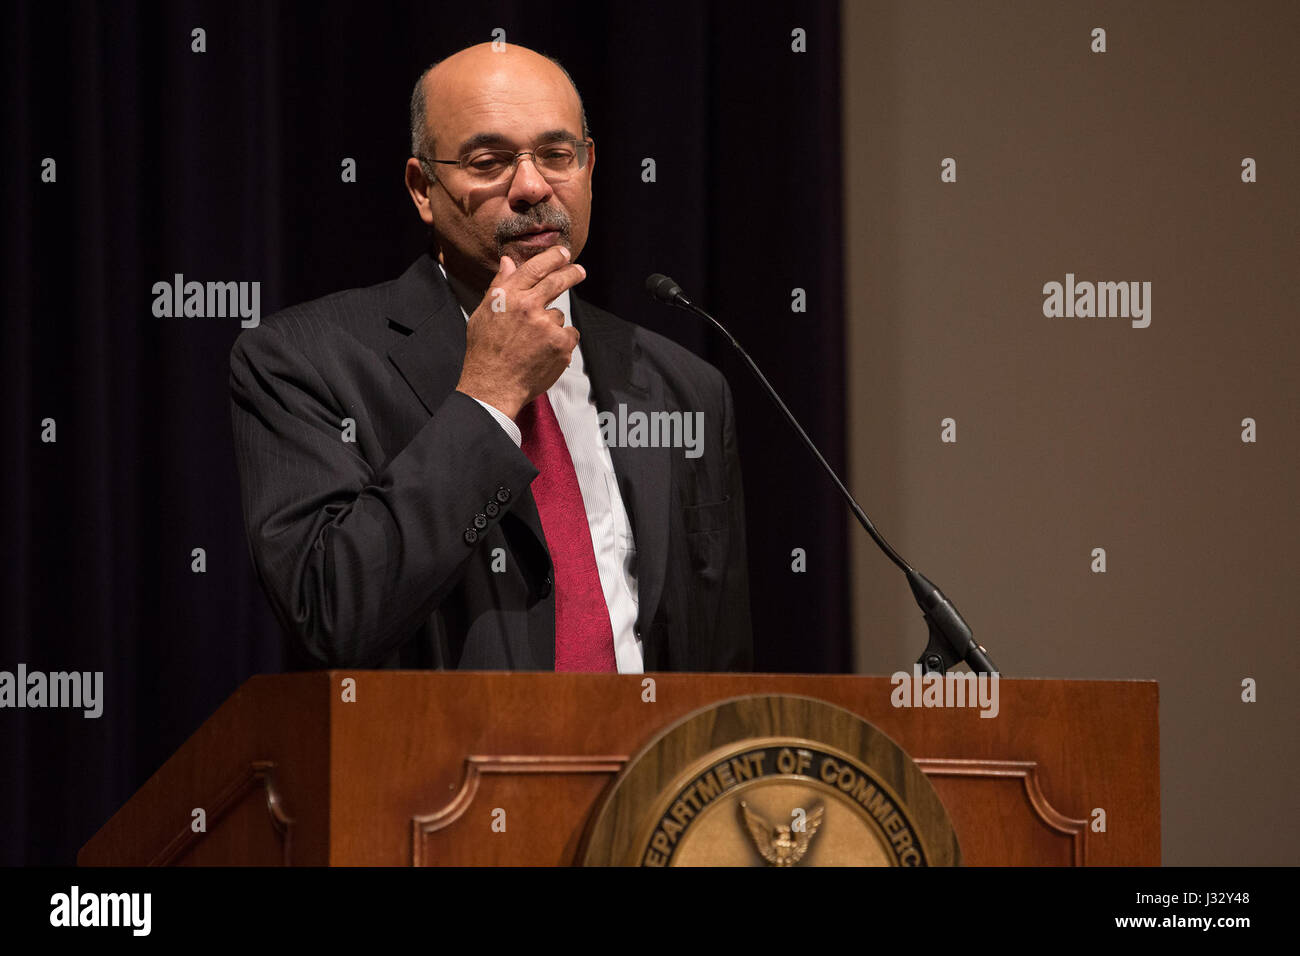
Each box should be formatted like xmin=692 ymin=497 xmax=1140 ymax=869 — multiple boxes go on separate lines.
xmin=843 ymin=0 xmax=1298 ymax=865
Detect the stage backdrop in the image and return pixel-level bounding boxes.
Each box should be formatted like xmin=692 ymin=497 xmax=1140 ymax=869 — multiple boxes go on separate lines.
xmin=1 ymin=0 xmax=847 ymax=865
xmin=844 ymin=0 xmax=1299 ymax=865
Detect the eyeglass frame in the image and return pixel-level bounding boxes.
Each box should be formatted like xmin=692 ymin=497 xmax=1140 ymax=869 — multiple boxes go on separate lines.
xmin=416 ymin=138 xmax=594 ymax=183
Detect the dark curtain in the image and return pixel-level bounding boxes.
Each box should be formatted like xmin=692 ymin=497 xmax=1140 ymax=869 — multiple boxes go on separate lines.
xmin=0 ymin=0 xmax=847 ymax=865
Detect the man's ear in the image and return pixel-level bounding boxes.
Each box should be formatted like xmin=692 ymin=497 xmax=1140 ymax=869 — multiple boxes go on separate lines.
xmin=404 ymin=158 xmax=435 ymax=226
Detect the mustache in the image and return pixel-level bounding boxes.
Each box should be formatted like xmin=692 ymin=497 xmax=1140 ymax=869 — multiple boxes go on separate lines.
xmin=496 ymin=207 xmax=572 ymax=244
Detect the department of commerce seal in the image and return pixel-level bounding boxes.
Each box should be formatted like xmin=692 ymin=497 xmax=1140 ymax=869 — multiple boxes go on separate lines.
xmin=580 ymin=695 xmax=960 ymax=867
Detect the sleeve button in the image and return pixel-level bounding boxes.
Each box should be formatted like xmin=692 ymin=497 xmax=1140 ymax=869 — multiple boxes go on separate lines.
xmin=473 ymin=513 xmax=488 ymax=530
xmin=463 ymin=529 xmax=478 ymax=545
xmin=485 ymin=501 xmax=500 ymax=517
xmin=495 ymin=487 xmax=511 ymax=504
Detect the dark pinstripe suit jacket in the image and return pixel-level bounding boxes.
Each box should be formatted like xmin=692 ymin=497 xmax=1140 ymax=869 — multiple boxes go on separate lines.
xmin=229 ymin=253 xmax=753 ymax=671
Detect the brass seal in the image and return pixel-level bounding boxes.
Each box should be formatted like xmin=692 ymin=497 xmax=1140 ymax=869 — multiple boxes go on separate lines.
xmin=580 ymin=695 xmax=960 ymax=866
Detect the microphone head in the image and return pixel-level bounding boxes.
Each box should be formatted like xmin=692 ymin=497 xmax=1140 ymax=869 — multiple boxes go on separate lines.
xmin=645 ymin=273 xmax=684 ymax=304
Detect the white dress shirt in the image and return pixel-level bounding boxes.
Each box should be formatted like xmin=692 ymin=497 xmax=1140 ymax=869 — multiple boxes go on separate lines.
xmin=439 ymin=262 xmax=644 ymax=672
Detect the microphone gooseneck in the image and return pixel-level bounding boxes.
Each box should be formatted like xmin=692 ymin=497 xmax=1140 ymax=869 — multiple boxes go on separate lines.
xmin=644 ymin=273 xmax=998 ymax=676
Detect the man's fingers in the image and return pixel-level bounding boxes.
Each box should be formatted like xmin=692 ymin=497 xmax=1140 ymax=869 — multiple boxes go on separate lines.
xmin=510 ymin=245 xmax=573 ymax=290
xmin=480 ymin=252 xmax=584 ymax=328
xmin=528 ymin=262 xmax=587 ymax=308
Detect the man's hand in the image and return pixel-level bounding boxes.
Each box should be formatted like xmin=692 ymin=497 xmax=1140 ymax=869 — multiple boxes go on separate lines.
xmin=456 ymin=246 xmax=585 ymax=420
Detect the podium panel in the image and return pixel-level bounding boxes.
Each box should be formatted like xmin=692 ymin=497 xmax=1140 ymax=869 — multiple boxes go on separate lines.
xmin=78 ymin=673 xmax=1159 ymax=866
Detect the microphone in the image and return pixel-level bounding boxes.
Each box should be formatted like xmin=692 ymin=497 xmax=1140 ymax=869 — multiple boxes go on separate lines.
xmin=645 ymin=274 xmax=691 ymax=308
xmin=645 ymin=273 xmax=998 ymax=675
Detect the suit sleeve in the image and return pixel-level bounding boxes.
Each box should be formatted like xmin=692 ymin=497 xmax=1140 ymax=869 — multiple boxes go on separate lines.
xmin=716 ymin=374 xmax=755 ymax=670
xmin=229 ymin=322 xmax=538 ymax=668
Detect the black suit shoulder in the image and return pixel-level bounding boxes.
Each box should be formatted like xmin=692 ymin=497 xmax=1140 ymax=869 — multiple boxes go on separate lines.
xmin=235 ymin=274 xmax=403 ymax=362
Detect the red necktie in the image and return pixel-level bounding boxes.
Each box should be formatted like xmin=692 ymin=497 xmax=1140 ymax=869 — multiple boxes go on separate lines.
xmin=516 ymin=393 xmax=617 ymax=672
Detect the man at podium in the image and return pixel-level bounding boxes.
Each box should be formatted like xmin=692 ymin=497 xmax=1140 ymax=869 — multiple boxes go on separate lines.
xmin=229 ymin=42 xmax=753 ymax=675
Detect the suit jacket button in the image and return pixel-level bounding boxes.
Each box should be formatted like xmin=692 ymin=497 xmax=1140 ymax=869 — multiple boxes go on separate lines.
xmin=485 ymin=500 xmax=500 ymax=517
xmin=463 ymin=529 xmax=478 ymax=545
xmin=495 ymin=487 xmax=511 ymax=504
xmin=472 ymin=513 xmax=488 ymax=530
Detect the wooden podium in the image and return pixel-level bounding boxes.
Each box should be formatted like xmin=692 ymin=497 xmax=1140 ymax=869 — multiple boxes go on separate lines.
xmin=78 ymin=673 xmax=1159 ymax=866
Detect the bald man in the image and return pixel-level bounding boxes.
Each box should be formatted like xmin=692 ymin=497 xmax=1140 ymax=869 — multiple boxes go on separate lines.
xmin=230 ymin=43 xmax=753 ymax=672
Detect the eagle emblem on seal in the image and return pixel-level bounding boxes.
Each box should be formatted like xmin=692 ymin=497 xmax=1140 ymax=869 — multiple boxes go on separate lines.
xmin=739 ymin=800 xmax=825 ymax=866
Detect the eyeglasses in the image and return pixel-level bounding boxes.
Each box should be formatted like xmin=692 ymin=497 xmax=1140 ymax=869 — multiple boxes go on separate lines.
xmin=418 ymin=139 xmax=592 ymax=185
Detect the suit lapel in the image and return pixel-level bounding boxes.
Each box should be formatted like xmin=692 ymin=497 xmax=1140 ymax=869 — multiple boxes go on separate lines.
xmin=570 ymin=294 xmax=672 ymax=644
xmin=384 ymin=254 xmax=467 ymax=415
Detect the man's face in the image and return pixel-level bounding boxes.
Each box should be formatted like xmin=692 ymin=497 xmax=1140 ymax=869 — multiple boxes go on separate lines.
xmin=406 ymin=46 xmax=594 ymax=291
